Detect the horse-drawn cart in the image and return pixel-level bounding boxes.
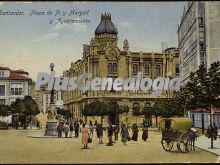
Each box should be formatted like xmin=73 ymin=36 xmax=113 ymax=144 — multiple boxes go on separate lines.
xmin=159 ymin=118 xmax=197 ymax=153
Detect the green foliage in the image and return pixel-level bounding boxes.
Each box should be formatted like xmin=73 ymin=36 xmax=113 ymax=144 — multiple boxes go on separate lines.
xmin=133 ymin=105 xmax=141 ymax=116
xmin=119 ymin=105 xmax=129 ymax=114
xmin=22 ymin=96 xmax=40 ymax=116
xmin=82 ymin=100 xmax=129 ymax=117
xmin=11 ymin=96 xmax=39 ymax=116
xmin=174 ymin=61 xmax=220 ymax=111
xmin=152 ymin=99 xmax=184 ymax=118
xmin=0 ymin=105 xmax=11 ymax=117
xmin=57 ymin=108 xmax=72 ymax=119
xmin=11 ymin=99 xmax=25 ymax=114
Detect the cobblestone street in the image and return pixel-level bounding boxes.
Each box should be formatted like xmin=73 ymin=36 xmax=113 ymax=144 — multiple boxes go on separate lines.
xmin=0 ymin=129 xmax=218 ymax=163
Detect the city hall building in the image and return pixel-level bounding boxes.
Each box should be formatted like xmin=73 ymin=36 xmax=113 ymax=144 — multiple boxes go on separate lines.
xmin=63 ymin=14 xmax=180 ymax=124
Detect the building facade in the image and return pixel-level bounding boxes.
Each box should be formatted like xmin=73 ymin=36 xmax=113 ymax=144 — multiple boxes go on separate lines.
xmin=178 ymin=1 xmax=220 ymax=84
xmin=63 ymin=14 xmax=180 ymax=123
xmin=0 ymin=67 xmax=32 ymax=106
xmin=178 ymin=2 xmax=220 ymax=129
xmin=31 ymin=87 xmax=64 ymax=114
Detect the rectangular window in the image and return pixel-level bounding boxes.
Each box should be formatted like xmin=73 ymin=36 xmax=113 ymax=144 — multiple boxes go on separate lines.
xmin=133 ymin=64 xmax=138 ymax=75
xmin=176 ymin=64 xmax=179 ymax=75
xmin=0 ymin=85 xmax=5 ymax=96
xmin=10 ymin=83 xmax=23 ymax=96
xmin=156 ymin=65 xmax=161 ymax=74
xmin=108 ymin=63 xmax=117 ymax=73
xmin=144 ymin=64 xmax=149 ymax=74
xmin=0 ymin=71 xmax=4 ymax=77
xmin=108 ymin=63 xmax=112 ymax=73
xmin=200 ymin=42 xmax=205 ymax=51
xmin=0 ymin=99 xmax=5 ymax=105
xmin=113 ymin=63 xmax=117 ymax=73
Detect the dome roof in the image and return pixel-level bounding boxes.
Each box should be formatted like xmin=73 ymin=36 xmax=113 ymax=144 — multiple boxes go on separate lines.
xmin=95 ymin=13 xmax=118 ymax=35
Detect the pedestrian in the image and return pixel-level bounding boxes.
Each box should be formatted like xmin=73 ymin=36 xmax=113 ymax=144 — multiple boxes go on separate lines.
xmin=64 ymin=122 xmax=70 ymax=138
xmin=57 ymin=122 xmax=64 ymax=138
xmin=89 ymin=120 xmax=94 ymax=138
xmin=81 ymin=123 xmax=89 ymax=149
xmin=74 ymin=120 xmax=80 ymax=138
xmin=114 ymin=124 xmax=120 ymax=141
xmin=97 ymin=123 xmax=104 ymax=144
xmin=69 ymin=122 xmax=74 ymax=138
xmin=94 ymin=120 xmax=99 ymax=138
xmin=106 ymin=122 xmax=114 ymax=146
xmin=142 ymin=125 xmax=148 ymax=141
xmin=213 ymin=123 xmax=218 ymax=140
xmin=79 ymin=118 xmax=83 ymax=133
xmin=120 ymin=122 xmax=124 ymax=130
xmin=132 ymin=123 xmax=139 ymax=141
xmin=121 ymin=124 xmax=129 ymax=145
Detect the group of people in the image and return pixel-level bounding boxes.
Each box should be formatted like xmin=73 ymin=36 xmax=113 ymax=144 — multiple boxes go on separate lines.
xmin=56 ymin=119 xmax=83 ymax=138
xmin=56 ymin=119 xmax=149 ymax=149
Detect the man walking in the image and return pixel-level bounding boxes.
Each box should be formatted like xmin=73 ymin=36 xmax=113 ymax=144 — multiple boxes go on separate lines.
xmin=64 ymin=122 xmax=70 ymax=138
xmin=106 ymin=122 xmax=114 ymax=146
xmin=74 ymin=120 xmax=80 ymax=138
xmin=57 ymin=122 xmax=64 ymax=138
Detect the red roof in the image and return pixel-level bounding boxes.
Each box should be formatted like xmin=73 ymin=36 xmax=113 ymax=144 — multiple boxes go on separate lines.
xmin=0 ymin=66 xmax=10 ymax=70
xmin=0 ymin=70 xmax=32 ymax=82
xmin=191 ymin=107 xmax=220 ymax=113
xmin=14 ymin=69 xmax=29 ymax=75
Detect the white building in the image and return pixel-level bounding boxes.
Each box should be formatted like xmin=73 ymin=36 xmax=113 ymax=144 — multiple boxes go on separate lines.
xmin=0 ymin=67 xmax=32 ymax=105
xmin=178 ymin=1 xmax=220 ymax=84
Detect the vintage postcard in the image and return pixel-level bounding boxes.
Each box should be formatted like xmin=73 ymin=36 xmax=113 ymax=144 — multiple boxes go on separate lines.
xmin=0 ymin=1 xmax=220 ymax=164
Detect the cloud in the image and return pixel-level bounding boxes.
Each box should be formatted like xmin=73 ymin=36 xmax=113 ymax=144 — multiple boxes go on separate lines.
xmin=33 ymin=32 xmax=59 ymax=42
xmin=120 ymin=21 xmax=132 ymax=29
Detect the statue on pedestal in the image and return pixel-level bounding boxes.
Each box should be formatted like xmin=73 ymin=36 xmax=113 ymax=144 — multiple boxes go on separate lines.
xmin=47 ymin=105 xmax=57 ymax=121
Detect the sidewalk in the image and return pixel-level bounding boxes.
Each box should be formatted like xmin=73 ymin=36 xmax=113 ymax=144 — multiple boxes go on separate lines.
xmin=195 ymin=135 xmax=220 ymax=156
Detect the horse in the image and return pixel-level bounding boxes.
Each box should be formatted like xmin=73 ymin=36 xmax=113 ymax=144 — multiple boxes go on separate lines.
xmin=188 ymin=128 xmax=198 ymax=151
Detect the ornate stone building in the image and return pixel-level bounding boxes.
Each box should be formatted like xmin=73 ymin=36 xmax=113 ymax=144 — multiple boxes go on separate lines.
xmin=63 ymin=13 xmax=179 ymax=124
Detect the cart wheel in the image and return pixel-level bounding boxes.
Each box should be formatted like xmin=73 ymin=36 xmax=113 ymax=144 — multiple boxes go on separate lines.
xmin=177 ymin=132 xmax=191 ymax=153
xmin=161 ymin=139 xmax=174 ymax=151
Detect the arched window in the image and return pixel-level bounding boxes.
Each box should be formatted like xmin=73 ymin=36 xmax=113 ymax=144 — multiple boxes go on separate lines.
xmin=133 ymin=102 xmax=140 ymax=109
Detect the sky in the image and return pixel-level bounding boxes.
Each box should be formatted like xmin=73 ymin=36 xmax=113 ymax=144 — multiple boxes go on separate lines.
xmin=0 ymin=2 xmax=187 ymax=80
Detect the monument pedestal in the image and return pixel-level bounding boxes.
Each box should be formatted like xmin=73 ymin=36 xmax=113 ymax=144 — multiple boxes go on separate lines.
xmin=44 ymin=104 xmax=58 ymax=136
xmin=44 ymin=120 xmax=58 ymax=136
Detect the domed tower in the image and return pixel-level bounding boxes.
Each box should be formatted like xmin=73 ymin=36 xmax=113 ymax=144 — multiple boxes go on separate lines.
xmin=93 ymin=13 xmax=118 ymax=50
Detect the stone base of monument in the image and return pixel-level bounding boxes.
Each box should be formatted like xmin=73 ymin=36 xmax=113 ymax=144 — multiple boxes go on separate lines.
xmin=44 ymin=120 xmax=58 ymax=136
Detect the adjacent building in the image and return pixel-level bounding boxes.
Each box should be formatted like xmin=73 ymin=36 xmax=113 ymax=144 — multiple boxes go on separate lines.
xmin=63 ymin=13 xmax=180 ymax=124
xmin=178 ymin=2 xmax=220 ymax=129
xmin=0 ymin=66 xmax=32 ymax=105
xmin=178 ymin=1 xmax=220 ymax=84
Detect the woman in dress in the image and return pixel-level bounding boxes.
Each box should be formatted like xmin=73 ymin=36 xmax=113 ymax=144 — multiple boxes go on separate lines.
xmin=81 ymin=123 xmax=89 ymax=149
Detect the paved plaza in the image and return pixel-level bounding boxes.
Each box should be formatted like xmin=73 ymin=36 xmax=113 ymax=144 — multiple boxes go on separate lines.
xmin=0 ymin=129 xmax=219 ymax=163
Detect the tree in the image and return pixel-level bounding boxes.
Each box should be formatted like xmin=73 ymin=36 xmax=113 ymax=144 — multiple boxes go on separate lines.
xmin=133 ymin=104 xmax=141 ymax=124
xmin=22 ymin=96 xmax=40 ymax=129
xmin=119 ymin=105 xmax=129 ymax=114
xmin=57 ymin=108 xmax=72 ymax=121
xmin=175 ymin=62 xmax=220 ymax=149
xmin=11 ymin=99 xmax=25 ymax=114
xmin=0 ymin=105 xmax=10 ymax=117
